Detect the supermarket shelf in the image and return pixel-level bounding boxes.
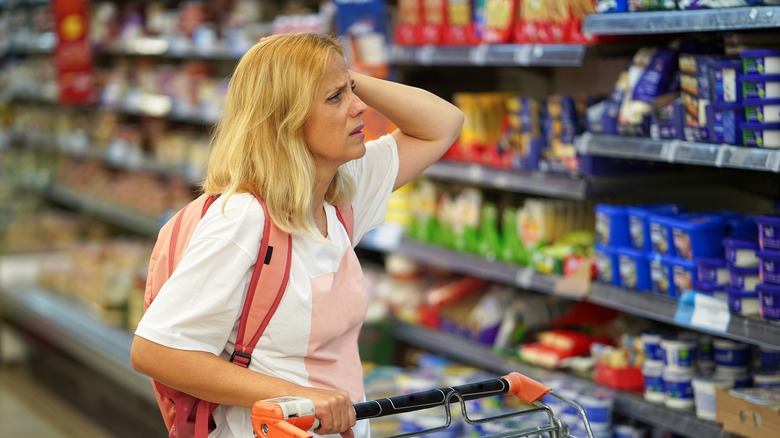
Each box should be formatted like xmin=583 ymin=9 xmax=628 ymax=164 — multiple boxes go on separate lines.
xmin=0 ymin=285 xmax=157 ymax=405
xmin=389 ymin=44 xmax=586 ymax=67
xmin=577 ymin=132 xmax=780 ymax=173
xmin=424 ymin=162 xmax=590 ymax=200
xmin=42 ymin=185 xmax=160 ymax=237
xmin=589 ymin=283 xmax=780 ymax=350
xmin=423 ymin=161 xmax=718 ymax=200
xmin=583 ymin=7 xmax=780 ymax=35
xmin=395 ymin=239 xmax=780 ymax=349
xmin=394 ymin=322 xmax=733 ymax=438
xmin=396 ymin=238 xmax=560 ymax=295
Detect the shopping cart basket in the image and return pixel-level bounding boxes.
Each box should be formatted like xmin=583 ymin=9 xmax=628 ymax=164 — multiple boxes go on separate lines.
xmin=251 ymin=372 xmax=594 ymax=438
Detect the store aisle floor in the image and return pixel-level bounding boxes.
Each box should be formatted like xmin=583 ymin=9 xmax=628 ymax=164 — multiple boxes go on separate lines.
xmin=0 ymin=365 xmax=115 ymax=438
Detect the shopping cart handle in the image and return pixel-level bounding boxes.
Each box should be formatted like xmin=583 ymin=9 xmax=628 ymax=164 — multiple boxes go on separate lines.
xmin=251 ymin=372 xmax=554 ymax=437
xmin=353 ymin=372 xmax=551 ymax=420
xmin=252 ymin=396 xmax=318 ymax=438
xmin=502 ymin=372 xmax=552 ymax=403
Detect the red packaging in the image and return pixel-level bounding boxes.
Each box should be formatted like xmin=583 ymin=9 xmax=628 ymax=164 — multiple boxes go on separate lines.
xmin=420 ymin=0 xmax=448 ymax=45
xmin=482 ymin=0 xmax=517 ymax=44
xmin=394 ymin=0 xmax=423 ymax=46
xmin=443 ymin=0 xmax=479 ymax=45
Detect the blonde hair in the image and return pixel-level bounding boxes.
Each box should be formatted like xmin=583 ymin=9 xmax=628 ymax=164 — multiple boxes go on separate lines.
xmin=201 ymin=33 xmax=356 ymax=236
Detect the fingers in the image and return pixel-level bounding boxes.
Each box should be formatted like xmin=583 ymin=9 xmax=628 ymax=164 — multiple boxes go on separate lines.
xmin=312 ymin=391 xmax=355 ymax=435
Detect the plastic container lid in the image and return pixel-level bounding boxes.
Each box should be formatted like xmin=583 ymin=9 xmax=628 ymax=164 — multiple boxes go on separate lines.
xmin=667 ymin=255 xmax=697 ymax=268
xmin=668 ymin=214 xmax=725 ymax=232
xmin=756 ymin=215 xmax=780 ymax=226
xmin=741 ymin=74 xmax=780 ymax=83
xmin=595 ymin=204 xmax=629 ymax=215
xmin=710 ymin=101 xmax=744 ymax=111
xmin=757 ymin=282 xmax=780 ymax=295
xmin=743 ymin=98 xmax=780 ymax=107
xmin=627 ymin=203 xmax=683 ymax=218
xmin=728 ymin=265 xmax=760 ymax=275
xmin=757 ymin=249 xmax=780 ymax=260
xmin=722 ymin=237 xmax=760 ymax=250
xmin=696 ymin=257 xmax=727 ymax=268
xmin=741 ymin=49 xmax=780 ymax=57
xmin=694 ymin=281 xmax=727 ymax=293
xmin=595 ymin=243 xmax=617 ymax=254
xmin=711 ymin=58 xmax=743 ymax=68
xmin=741 ymin=122 xmax=780 ymax=131
xmin=727 ymin=285 xmax=759 ymax=297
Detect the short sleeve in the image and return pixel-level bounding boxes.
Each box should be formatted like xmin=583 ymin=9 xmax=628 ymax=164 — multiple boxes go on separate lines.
xmin=343 ymin=134 xmax=400 ymax=243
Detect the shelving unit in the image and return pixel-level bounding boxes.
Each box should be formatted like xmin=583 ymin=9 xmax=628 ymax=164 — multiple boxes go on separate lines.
xmin=0 ymin=285 xmax=156 ymax=404
xmin=4 ymin=4 xmax=780 ymax=437
xmin=0 ymin=267 xmax=735 ymax=438
xmin=394 ymin=322 xmax=733 ymax=438
xmin=396 ymin=238 xmax=780 ymax=351
xmin=41 ymin=185 xmax=161 ymax=236
xmin=389 ymin=44 xmax=586 ymax=67
xmin=577 ymin=132 xmax=780 ymax=173
xmin=583 ymin=6 xmax=780 ymax=35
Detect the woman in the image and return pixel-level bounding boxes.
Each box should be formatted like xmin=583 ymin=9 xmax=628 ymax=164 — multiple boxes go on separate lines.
xmin=130 ymin=33 xmax=463 ymax=437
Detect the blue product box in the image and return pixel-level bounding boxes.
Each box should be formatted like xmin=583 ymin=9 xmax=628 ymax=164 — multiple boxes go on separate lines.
xmin=681 ymin=54 xmax=715 ymax=143
xmin=649 ymin=213 xmax=678 ymax=256
xmin=742 ymin=74 xmax=780 ymax=100
xmin=669 ymin=256 xmax=698 ymax=299
xmin=628 ymin=204 xmax=684 ymax=251
xmin=696 ymin=257 xmax=729 ymax=285
xmin=595 ymin=244 xmax=620 ymax=285
xmin=617 ymin=246 xmax=651 ymax=291
xmin=650 ymin=253 xmax=673 ymax=295
xmin=708 ymin=101 xmax=745 ymax=145
xmin=741 ymin=122 xmax=780 ymax=148
xmin=741 ymin=49 xmax=780 ymax=75
xmin=726 ymin=215 xmax=758 ymax=239
xmin=743 ymin=98 xmax=780 ymax=124
xmin=669 ymin=214 xmax=726 ymax=260
xmin=709 ymin=58 xmax=743 ymax=103
xmin=595 ymin=204 xmax=630 ymax=247
xmin=651 ymin=98 xmax=686 ymax=140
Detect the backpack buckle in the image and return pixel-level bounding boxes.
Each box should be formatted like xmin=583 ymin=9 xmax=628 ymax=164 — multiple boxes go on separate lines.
xmin=230 ymin=350 xmax=252 ymax=367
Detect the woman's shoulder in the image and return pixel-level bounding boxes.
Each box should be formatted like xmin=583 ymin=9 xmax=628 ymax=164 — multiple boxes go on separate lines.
xmin=197 ymin=193 xmax=266 ymax=240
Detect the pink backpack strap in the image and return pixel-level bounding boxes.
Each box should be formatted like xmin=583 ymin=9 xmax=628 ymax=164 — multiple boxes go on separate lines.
xmin=163 ymin=193 xmax=292 ymax=438
xmin=334 ymin=204 xmax=354 ymax=243
xmin=230 ymin=194 xmax=292 ymax=366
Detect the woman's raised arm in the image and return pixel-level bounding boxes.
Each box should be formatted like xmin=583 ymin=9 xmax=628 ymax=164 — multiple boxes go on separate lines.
xmin=351 ymin=72 xmax=464 ymax=190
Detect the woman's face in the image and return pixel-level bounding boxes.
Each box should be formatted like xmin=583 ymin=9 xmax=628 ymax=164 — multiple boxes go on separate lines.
xmin=304 ymin=53 xmax=368 ymax=169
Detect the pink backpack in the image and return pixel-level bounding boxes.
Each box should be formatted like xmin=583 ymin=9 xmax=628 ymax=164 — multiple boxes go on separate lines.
xmin=144 ymin=193 xmax=353 ymax=437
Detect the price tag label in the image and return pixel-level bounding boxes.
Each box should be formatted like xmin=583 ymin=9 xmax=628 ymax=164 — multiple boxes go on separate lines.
xmin=675 ymin=290 xmax=730 ymax=332
xmin=691 ymin=292 xmax=731 ymax=331
xmin=416 ymin=46 xmax=435 ymax=65
xmin=469 ymin=45 xmax=488 ymax=65
xmin=515 ymin=268 xmax=534 ymax=289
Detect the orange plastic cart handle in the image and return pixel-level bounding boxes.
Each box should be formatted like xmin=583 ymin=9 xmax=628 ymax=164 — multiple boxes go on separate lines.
xmin=251 ymin=400 xmax=317 ymax=438
xmin=502 ymin=372 xmax=552 ymax=403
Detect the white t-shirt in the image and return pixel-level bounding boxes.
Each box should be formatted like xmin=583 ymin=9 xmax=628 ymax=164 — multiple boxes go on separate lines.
xmin=136 ymin=134 xmax=400 ymax=437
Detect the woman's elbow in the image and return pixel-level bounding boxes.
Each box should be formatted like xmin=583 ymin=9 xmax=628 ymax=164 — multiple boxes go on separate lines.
xmin=130 ymin=336 xmax=154 ymax=375
xmin=447 ymin=107 xmax=465 ymax=143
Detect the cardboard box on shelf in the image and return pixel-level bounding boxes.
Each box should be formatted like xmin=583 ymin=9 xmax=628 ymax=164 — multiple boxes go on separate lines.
xmin=715 ymin=387 xmax=780 ymax=437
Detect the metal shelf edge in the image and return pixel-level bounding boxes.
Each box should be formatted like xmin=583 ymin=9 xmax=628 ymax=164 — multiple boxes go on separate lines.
xmin=0 ymin=286 xmax=157 ymax=404
xmin=423 ymin=161 xmax=588 ymax=200
xmin=583 ymin=7 xmax=780 ymax=35
xmin=577 ymin=133 xmax=780 ymax=173
xmin=396 ymin=239 xmax=780 ymax=349
xmin=394 ymin=321 xmax=734 ymax=438
xmin=389 ymin=44 xmax=585 ymax=67
xmin=42 ymin=185 xmax=160 ymax=237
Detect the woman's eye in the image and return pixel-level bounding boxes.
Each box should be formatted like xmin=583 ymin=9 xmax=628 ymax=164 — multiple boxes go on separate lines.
xmin=327 ymin=92 xmax=342 ymax=102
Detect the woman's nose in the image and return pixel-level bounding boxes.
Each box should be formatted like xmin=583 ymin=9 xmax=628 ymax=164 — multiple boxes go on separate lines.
xmin=351 ymin=94 xmax=368 ymax=116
